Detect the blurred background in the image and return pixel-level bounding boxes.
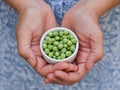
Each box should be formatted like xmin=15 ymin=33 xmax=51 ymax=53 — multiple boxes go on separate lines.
xmin=0 ymin=0 xmax=120 ymax=90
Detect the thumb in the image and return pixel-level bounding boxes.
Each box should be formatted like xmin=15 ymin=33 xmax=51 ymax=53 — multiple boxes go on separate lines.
xmin=61 ymin=14 xmax=72 ymax=29
xmin=86 ymin=34 xmax=104 ymax=70
xmin=16 ymin=19 xmax=36 ymax=67
xmin=45 ymin=11 xmax=57 ymax=30
xmin=53 ymin=62 xmax=78 ymax=72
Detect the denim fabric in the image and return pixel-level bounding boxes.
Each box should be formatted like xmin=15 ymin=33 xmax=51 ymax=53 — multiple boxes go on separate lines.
xmin=0 ymin=0 xmax=120 ymax=90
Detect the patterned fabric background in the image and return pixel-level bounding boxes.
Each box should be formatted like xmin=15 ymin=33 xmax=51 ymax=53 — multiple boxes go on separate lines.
xmin=0 ymin=0 xmax=120 ymax=90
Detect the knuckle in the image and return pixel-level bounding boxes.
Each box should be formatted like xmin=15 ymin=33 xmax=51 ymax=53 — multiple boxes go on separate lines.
xmin=47 ymin=74 xmax=54 ymax=81
xmin=63 ymin=63 xmax=69 ymax=68
xmin=96 ymin=51 xmax=104 ymax=60
xmin=18 ymin=48 xmax=26 ymax=57
xmin=36 ymin=68 xmax=47 ymax=77
xmin=69 ymin=64 xmax=74 ymax=70
xmin=37 ymin=70 xmax=45 ymax=77
xmin=59 ymin=62 xmax=68 ymax=69
xmin=39 ymin=71 xmax=46 ymax=77
xmin=54 ymin=71 xmax=60 ymax=78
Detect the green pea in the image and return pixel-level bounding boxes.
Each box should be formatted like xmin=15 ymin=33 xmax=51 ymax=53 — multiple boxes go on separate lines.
xmin=59 ymin=41 xmax=63 ymax=44
xmin=53 ymin=46 xmax=58 ymax=51
xmin=54 ymin=41 xmax=59 ymax=46
xmin=67 ymin=40 xmax=72 ymax=46
xmin=67 ymin=35 xmax=70 ymax=39
xmin=59 ymin=31 xmax=64 ymax=36
xmin=48 ymin=32 xmax=53 ymax=37
xmin=58 ymin=44 xmax=63 ymax=49
xmin=67 ymin=47 xmax=70 ymax=50
xmin=43 ymin=40 xmax=47 ymax=44
xmin=71 ymin=38 xmax=77 ymax=44
xmin=48 ymin=45 xmax=53 ymax=50
xmin=60 ymin=53 xmax=66 ymax=59
xmin=63 ymin=44 xmax=67 ymax=48
xmin=42 ymin=43 xmax=47 ymax=49
xmin=51 ymin=38 xmax=55 ymax=42
xmin=55 ymin=52 xmax=60 ymax=57
xmin=69 ymin=34 xmax=74 ymax=39
xmin=47 ymin=38 xmax=53 ymax=44
xmin=64 ymin=30 xmax=69 ymax=35
xmin=55 ymin=36 xmax=60 ymax=41
xmin=58 ymin=56 xmax=61 ymax=59
xmin=49 ymin=52 xmax=53 ymax=58
xmin=63 ymin=38 xmax=67 ymax=44
xmin=53 ymin=31 xmax=59 ymax=36
xmin=53 ymin=55 xmax=57 ymax=59
xmin=45 ymin=48 xmax=49 ymax=54
xmin=66 ymin=51 xmax=72 ymax=57
xmin=61 ymin=48 xmax=67 ymax=53
xmin=70 ymin=45 xmax=75 ymax=52
xmin=45 ymin=36 xmax=50 ymax=41
xmin=62 ymin=35 xmax=67 ymax=39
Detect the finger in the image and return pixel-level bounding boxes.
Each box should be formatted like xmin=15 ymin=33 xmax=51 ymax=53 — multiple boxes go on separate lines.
xmin=44 ymin=73 xmax=67 ymax=85
xmin=45 ymin=63 xmax=88 ymax=85
xmin=61 ymin=14 xmax=72 ymax=29
xmin=86 ymin=33 xmax=104 ymax=70
xmin=34 ymin=57 xmax=54 ymax=77
xmin=76 ymin=47 xmax=90 ymax=64
xmin=54 ymin=63 xmax=88 ymax=83
xmin=31 ymin=46 xmax=42 ymax=57
xmin=45 ymin=10 xmax=57 ymax=31
xmin=76 ymin=63 xmax=88 ymax=79
xmin=54 ymin=70 xmax=79 ymax=83
xmin=53 ymin=62 xmax=78 ymax=72
xmin=45 ymin=72 xmax=75 ymax=85
xmin=16 ymin=20 xmax=36 ymax=67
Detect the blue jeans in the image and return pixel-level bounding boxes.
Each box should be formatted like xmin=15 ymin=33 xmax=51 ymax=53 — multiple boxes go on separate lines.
xmin=0 ymin=0 xmax=120 ymax=90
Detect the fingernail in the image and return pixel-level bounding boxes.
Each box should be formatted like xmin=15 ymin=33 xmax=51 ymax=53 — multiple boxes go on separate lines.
xmin=44 ymin=79 xmax=50 ymax=84
xmin=87 ymin=63 xmax=94 ymax=70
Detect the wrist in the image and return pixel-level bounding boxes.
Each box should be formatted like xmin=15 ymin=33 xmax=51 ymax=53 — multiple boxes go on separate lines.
xmin=74 ymin=2 xmax=99 ymax=22
xmin=77 ymin=0 xmax=120 ymax=19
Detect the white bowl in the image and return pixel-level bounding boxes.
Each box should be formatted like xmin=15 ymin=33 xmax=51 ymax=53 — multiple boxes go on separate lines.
xmin=40 ymin=27 xmax=79 ymax=64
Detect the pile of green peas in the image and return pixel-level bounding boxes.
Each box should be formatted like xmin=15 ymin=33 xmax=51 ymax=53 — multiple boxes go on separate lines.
xmin=42 ymin=30 xmax=77 ymax=60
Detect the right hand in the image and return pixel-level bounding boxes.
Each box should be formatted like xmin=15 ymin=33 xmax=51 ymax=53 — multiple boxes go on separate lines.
xmin=15 ymin=0 xmax=58 ymax=76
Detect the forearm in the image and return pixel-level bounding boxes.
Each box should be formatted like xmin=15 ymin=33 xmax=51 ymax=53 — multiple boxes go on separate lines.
xmin=4 ymin=0 xmax=42 ymax=12
xmin=78 ymin=0 xmax=120 ymax=18
xmin=4 ymin=0 xmax=26 ymax=11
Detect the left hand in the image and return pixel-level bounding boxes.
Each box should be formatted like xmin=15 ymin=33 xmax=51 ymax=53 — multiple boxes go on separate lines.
xmin=44 ymin=1 xmax=104 ymax=85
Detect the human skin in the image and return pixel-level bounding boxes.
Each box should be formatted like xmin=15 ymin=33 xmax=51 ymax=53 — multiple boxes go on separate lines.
xmin=4 ymin=0 xmax=78 ymax=77
xmin=44 ymin=0 xmax=120 ymax=85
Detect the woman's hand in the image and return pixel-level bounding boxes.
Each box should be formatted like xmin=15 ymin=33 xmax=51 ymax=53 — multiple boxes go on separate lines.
xmin=5 ymin=0 xmax=58 ymax=76
xmin=44 ymin=1 xmax=104 ymax=84
xmin=15 ymin=0 xmax=58 ymax=76
xmin=45 ymin=0 xmax=120 ymax=85
xmin=62 ymin=5 xmax=104 ymax=70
